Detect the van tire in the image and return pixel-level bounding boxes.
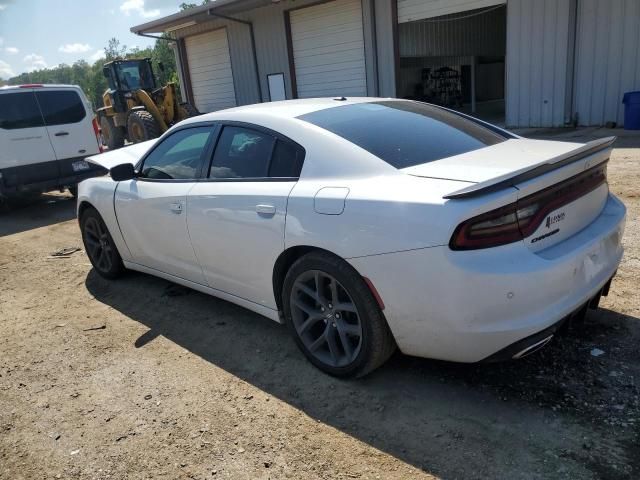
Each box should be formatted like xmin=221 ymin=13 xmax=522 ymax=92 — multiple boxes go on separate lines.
xmin=100 ymin=115 xmax=125 ymax=150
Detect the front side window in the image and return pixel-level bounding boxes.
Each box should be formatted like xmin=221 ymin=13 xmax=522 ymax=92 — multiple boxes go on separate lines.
xmin=210 ymin=126 xmax=275 ymax=179
xmin=139 ymin=127 xmax=213 ymax=180
xmin=0 ymin=92 xmax=45 ymax=130
xmin=35 ymin=90 xmax=86 ymax=126
xmin=298 ymin=101 xmax=507 ymax=169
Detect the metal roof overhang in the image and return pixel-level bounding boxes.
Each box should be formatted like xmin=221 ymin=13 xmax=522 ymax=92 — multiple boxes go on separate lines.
xmin=130 ymin=0 xmax=273 ymax=34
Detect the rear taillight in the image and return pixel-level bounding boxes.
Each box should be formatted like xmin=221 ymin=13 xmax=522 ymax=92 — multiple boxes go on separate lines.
xmin=450 ymin=164 xmax=608 ymax=250
xmin=92 ymin=117 xmax=104 ymax=153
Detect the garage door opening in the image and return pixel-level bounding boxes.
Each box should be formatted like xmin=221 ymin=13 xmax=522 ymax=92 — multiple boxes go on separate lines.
xmin=396 ymin=3 xmax=507 ymax=126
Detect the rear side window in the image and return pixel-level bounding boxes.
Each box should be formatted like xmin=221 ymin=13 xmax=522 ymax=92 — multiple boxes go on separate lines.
xmin=269 ymin=140 xmax=304 ymax=178
xmin=210 ymin=126 xmax=276 ymax=179
xmin=0 ymin=92 xmax=45 ymax=130
xmin=36 ymin=90 xmax=86 ymax=126
xmin=298 ymin=101 xmax=506 ymax=169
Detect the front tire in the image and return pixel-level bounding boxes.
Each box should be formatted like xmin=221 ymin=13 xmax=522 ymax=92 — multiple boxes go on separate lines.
xmin=80 ymin=207 xmax=125 ymax=279
xmin=127 ymin=110 xmax=160 ymax=144
xmin=282 ymin=251 xmax=396 ymax=378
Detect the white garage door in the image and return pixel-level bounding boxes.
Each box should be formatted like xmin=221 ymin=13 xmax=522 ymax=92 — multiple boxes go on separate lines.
xmin=397 ymin=0 xmax=505 ymax=23
xmin=290 ymin=0 xmax=367 ymax=98
xmin=185 ymin=29 xmax=236 ymax=112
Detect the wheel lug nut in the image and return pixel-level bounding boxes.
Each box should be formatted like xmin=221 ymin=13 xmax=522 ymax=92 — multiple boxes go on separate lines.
xmin=335 ymin=313 xmax=340 ymax=319
xmin=328 ymin=304 xmax=333 ymax=309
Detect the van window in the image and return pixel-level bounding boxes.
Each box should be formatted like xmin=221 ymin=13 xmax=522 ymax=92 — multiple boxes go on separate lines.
xmin=35 ymin=90 xmax=86 ymax=126
xmin=0 ymin=92 xmax=45 ymax=130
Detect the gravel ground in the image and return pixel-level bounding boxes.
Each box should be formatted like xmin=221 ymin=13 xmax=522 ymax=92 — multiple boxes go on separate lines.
xmin=1 ymin=128 xmax=639 ymax=479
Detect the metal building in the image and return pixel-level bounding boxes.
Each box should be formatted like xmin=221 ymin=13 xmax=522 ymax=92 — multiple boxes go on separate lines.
xmin=131 ymin=0 xmax=640 ymax=128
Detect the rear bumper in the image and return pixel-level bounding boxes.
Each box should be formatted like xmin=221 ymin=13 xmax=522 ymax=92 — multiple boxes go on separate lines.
xmin=348 ymin=193 xmax=626 ymax=362
xmin=480 ymin=274 xmax=614 ymax=362
xmin=0 ymin=158 xmax=105 ymax=197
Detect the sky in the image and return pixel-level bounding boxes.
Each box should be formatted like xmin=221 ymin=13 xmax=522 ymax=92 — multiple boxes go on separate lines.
xmin=0 ymin=0 xmax=183 ymax=79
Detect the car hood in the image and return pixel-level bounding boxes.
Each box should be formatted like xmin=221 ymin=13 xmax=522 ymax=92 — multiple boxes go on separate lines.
xmin=402 ymin=138 xmax=582 ymax=183
xmin=85 ymin=140 xmax=156 ymax=170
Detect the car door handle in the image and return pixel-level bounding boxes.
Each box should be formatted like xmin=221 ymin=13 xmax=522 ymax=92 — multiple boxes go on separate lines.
xmin=169 ymin=202 xmax=183 ymax=214
xmin=54 ymin=131 xmax=69 ymax=136
xmin=256 ymin=204 xmax=276 ymax=216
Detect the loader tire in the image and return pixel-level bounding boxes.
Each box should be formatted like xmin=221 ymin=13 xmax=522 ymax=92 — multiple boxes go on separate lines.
xmin=100 ymin=115 xmax=125 ymax=150
xmin=179 ymin=102 xmax=200 ymax=118
xmin=127 ymin=110 xmax=161 ymax=144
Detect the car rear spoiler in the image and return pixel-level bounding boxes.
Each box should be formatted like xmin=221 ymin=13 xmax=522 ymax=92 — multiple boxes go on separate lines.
xmin=443 ymin=136 xmax=616 ymax=200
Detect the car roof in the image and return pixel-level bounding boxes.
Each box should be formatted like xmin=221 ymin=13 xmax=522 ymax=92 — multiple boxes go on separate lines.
xmin=181 ymin=97 xmax=403 ymax=124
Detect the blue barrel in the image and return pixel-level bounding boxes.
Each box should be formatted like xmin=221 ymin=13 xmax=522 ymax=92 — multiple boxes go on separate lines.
xmin=622 ymin=91 xmax=640 ymax=130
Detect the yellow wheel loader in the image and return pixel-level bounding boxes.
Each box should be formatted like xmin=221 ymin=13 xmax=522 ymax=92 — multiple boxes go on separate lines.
xmin=96 ymin=58 xmax=199 ymax=149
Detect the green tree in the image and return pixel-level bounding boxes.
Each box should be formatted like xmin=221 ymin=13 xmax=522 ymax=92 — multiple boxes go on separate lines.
xmin=104 ymin=38 xmax=127 ymax=61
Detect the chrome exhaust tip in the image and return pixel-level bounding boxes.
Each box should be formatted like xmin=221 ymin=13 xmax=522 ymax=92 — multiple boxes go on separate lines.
xmin=512 ymin=334 xmax=554 ymax=359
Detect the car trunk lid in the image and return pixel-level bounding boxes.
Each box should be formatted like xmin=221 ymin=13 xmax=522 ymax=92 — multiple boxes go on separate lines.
xmin=406 ymin=137 xmax=614 ymax=252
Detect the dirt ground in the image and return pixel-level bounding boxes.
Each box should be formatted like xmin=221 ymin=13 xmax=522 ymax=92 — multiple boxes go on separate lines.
xmin=1 ymin=128 xmax=639 ymax=480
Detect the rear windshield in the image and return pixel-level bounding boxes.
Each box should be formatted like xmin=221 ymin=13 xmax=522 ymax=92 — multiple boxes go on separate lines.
xmin=298 ymin=101 xmax=507 ymax=169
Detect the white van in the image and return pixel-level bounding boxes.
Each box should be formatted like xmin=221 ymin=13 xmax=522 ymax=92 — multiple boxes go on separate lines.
xmin=0 ymin=84 xmax=104 ymax=199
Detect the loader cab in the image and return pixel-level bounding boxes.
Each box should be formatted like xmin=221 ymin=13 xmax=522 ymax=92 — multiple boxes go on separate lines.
xmin=103 ymin=59 xmax=157 ymax=93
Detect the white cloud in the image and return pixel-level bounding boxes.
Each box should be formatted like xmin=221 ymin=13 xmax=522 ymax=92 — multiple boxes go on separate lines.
xmin=23 ymin=53 xmax=47 ymax=72
xmin=120 ymin=0 xmax=160 ymax=18
xmin=0 ymin=59 xmax=14 ymax=78
xmin=0 ymin=37 xmax=3 ymax=46
xmin=89 ymin=49 xmax=104 ymax=62
xmin=5 ymin=46 xmax=18 ymax=54
xmin=0 ymin=4 xmax=7 ymax=11
xmin=59 ymin=43 xmax=92 ymax=54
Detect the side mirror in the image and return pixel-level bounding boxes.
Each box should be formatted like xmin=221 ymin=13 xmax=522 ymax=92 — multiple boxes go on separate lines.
xmin=110 ymin=163 xmax=136 ymax=181
xmin=102 ymin=66 xmax=110 ymax=78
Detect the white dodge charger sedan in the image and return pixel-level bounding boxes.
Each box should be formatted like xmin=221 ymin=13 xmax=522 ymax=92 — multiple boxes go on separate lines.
xmin=78 ymin=98 xmax=626 ymax=377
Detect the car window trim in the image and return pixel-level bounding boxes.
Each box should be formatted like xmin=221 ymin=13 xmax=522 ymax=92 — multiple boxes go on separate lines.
xmin=203 ymin=120 xmax=305 ymax=182
xmin=135 ymin=122 xmax=220 ymax=182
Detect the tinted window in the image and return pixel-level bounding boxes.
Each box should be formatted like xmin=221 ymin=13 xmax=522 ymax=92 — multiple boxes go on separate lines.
xmin=298 ymin=101 xmax=506 ymax=169
xmin=140 ymin=127 xmax=212 ymax=180
xmin=0 ymin=92 xmax=44 ymax=130
xmin=36 ymin=90 xmax=86 ymax=126
xmin=210 ymin=126 xmax=275 ymax=179
xmin=269 ymin=140 xmax=304 ymax=177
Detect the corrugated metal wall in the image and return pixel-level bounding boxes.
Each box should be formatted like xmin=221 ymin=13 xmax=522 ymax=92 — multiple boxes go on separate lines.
xmin=573 ymin=0 xmax=640 ymax=126
xmin=373 ymin=0 xmax=396 ymax=97
xmin=505 ymin=0 xmax=573 ymax=127
xmin=175 ymin=16 xmax=260 ymax=106
xmin=175 ymin=0 xmax=379 ymax=103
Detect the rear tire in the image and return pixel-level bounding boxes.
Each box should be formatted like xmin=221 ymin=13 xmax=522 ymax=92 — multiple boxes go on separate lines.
xmin=80 ymin=207 xmax=125 ymax=279
xmin=282 ymin=251 xmax=396 ymax=378
xmin=179 ymin=102 xmax=200 ymax=118
xmin=100 ymin=115 xmax=125 ymax=150
xmin=127 ymin=110 xmax=160 ymax=144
